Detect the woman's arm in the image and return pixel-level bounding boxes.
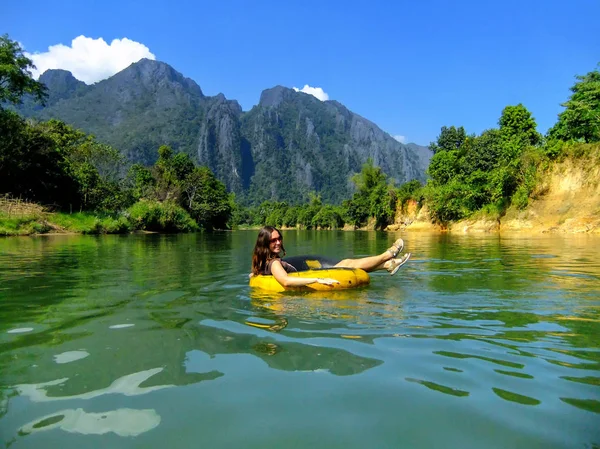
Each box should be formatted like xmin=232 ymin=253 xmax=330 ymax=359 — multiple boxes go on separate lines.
xmin=270 ymin=259 xmax=339 ymax=288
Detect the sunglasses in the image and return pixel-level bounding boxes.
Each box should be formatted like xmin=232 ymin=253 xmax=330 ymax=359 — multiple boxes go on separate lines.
xmin=270 ymin=236 xmax=282 ymax=243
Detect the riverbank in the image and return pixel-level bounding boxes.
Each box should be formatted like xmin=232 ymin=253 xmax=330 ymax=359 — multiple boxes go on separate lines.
xmin=3 ymin=148 xmax=599 ymax=236
xmin=389 ymin=150 xmax=600 ymax=234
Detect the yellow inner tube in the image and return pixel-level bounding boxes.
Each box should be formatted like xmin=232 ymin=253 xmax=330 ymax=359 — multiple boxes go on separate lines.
xmin=249 ymin=267 xmax=370 ymax=292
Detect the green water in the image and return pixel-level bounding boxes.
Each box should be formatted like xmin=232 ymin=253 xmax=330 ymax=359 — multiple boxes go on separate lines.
xmin=0 ymin=231 xmax=599 ymax=449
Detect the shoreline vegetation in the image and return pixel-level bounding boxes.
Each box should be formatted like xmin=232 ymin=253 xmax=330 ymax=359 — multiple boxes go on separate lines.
xmin=2 ymin=142 xmax=599 ymax=238
xmin=1 ymin=35 xmax=599 ymax=237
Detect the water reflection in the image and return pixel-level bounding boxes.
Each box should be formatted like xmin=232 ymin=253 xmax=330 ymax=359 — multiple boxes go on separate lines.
xmin=19 ymin=407 xmax=160 ymax=437
xmin=15 ymin=368 xmax=173 ymax=402
xmin=492 ymin=388 xmax=541 ymax=406
xmin=195 ymin=320 xmax=382 ymax=376
xmin=53 ymin=350 xmax=89 ymax=364
xmin=405 ymin=377 xmax=470 ymax=397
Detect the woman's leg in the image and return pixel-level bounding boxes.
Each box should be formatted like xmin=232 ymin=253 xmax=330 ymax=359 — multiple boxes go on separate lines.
xmin=335 ymin=253 xmax=390 ymax=272
xmin=334 ymin=238 xmax=404 ymax=272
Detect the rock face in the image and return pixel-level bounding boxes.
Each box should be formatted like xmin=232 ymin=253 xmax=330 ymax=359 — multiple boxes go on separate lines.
xmin=196 ymin=94 xmax=245 ymax=194
xmin=38 ymin=69 xmax=86 ymax=105
xmin=20 ymin=59 xmax=432 ymax=204
xmin=497 ymin=156 xmax=600 ymax=234
xmin=237 ymin=86 xmax=431 ymax=203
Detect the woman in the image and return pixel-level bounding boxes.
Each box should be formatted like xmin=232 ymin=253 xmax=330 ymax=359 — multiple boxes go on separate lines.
xmin=250 ymin=226 xmax=411 ymax=288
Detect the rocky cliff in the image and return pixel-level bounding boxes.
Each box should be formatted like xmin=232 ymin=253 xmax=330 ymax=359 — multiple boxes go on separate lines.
xmin=19 ymin=59 xmax=432 ymax=204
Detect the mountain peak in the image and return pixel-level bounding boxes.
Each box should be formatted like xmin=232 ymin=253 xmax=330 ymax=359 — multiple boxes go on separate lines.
xmin=18 ymin=57 xmax=430 ymax=204
xmin=111 ymin=58 xmax=204 ymax=97
xmin=258 ymin=85 xmax=298 ymax=107
xmin=39 ymin=68 xmax=79 ymax=83
xmin=37 ymin=69 xmax=86 ymax=105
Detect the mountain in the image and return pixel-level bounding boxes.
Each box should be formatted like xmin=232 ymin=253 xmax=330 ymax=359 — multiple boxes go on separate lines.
xmin=19 ymin=59 xmax=432 ymax=204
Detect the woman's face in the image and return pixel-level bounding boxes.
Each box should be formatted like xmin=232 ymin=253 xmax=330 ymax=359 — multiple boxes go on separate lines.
xmin=269 ymin=230 xmax=283 ymax=255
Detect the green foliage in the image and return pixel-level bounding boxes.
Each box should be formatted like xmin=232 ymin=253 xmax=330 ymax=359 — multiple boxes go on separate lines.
xmin=0 ymin=211 xmax=133 ymax=235
xmin=499 ymin=104 xmax=542 ymax=147
xmin=312 ymin=205 xmax=344 ymax=229
xmin=0 ymin=107 xmax=134 ymax=213
xmin=462 ymin=129 xmax=502 ymax=174
xmin=548 ymin=64 xmax=600 ymax=143
xmin=52 ymin=212 xmax=132 ymax=234
xmin=1 ymin=87 xmax=232 ymax=231
xmin=127 ymin=164 xmax=155 ymax=200
xmin=172 ymin=152 xmax=195 ymax=180
xmin=344 ymin=159 xmax=397 ymax=229
xmin=283 ymin=206 xmax=299 ymax=227
xmin=127 ymin=200 xmax=198 ymax=232
xmin=153 ymin=145 xmax=180 ymax=201
xmin=342 ymin=197 xmax=368 ymax=228
xmin=424 ymin=179 xmax=469 ymax=223
xmin=0 ymin=34 xmax=47 ymax=106
xmin=265 ymin=202 xmax=289 ymax=228
xmin=0 ymin=213 xmax=50 ymax=236
xmin=429 ymin=126 xmax=467 ymax=154
xmin=427 ymin=150 xmax=460 ymax=185
xmin=559 ymin=141 xmax=600 ymax=160
xmin=424 ymin=103 xmax=544 ymax=224
xmin=396 ymin=179 xmax=424 ymax=211
xmin=0 ymin=110 xmax=81 ymax=208
xmin=181 ymin=166 xmax=232 ymax=230
xmin=35 ymin=119 xmax=130 ymax=211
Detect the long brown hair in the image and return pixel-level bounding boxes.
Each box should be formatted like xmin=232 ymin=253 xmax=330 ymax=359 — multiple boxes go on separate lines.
xmin=251 ymin=226 xmax=286 ymax=275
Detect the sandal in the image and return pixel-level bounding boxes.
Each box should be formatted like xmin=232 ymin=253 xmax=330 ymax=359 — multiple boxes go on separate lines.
xmin=387 ymin=253 xmax=411 ymax=275
xmin=387 ymin=238 xmax=404 ymax=258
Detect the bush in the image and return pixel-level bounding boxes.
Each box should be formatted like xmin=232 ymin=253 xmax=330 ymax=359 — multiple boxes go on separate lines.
xmin=127 ymin=200 xmax=198 ymax=232
xmin=511 ymin=185 xmax=530 ymax=210
xmin=424 ymin=180 xmax=469 ymax=224
xmin=101 ymin=215 xmax=131 ymax=233
xmin=53 ymin=212 xmax=100 ymax=233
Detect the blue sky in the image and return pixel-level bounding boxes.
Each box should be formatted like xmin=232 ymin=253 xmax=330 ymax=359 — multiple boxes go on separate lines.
xmin=3 ymin=0 xmax=599 ymax=145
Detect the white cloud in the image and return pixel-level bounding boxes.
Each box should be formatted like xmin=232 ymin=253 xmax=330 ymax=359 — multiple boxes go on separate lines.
xmin=292 ymin=84 xmax=329 ymax=101
xmin=26 ymin=36 xmax=156 ymax=84
xmin=392 ymin=135 xmax=406 ymax=143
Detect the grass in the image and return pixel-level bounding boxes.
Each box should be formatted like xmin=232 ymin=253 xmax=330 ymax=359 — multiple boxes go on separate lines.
xmin=0 ymin=211 xmax=132 ymax=236
xmin=0 ymin=213 xmax=52 ymax=236
xmin=0 ymin=201 xmax=199 ymax=236
xmin=52 ymin=212 xmax=132 ymax=234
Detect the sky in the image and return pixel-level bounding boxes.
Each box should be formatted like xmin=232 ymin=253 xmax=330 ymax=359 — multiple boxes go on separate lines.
xmin=2 ymin=0 xmax=599 ymax=146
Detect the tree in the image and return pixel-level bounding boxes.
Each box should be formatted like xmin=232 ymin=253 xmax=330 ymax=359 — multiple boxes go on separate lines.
xmin=548 ymin=64 xmax=600 ymax=143
xmin=345 ymin=159 xmax=396 ymax=229
xmin=429 ymin=126 xmax=467 ymax=154
xmin=37 ymin=120 xmax=128 ymax=210
xmin=154 ymin=145 xmax=179 ymax=201
xmin=171 ymin=152 xmax=195 ymax=181
xmin=297 ymin=193 xmax=322 ymax=229
xmin=0 ymin=34 xmax=47 ymax=107
xmin=462 ymin=128 xmax=502 ymax=174
xmin=0 ymin=111 xmax=79 ymax=207
xmin=127 ymin=164 xmax=155 ymax=200
xmin=425 ymin=179 xmax=469 ymax=224
xmin=396 ymin=179 xmax=423 ymax=208
xmin=312 ymin=205 xmax=344 ymax=229
xmin=427 ymin=149 xmax=460 ymax=185
xmin=499 ymin=104 xmax=541 ymax=147
xmin=181 ymin=166 xmax=232 ymax=230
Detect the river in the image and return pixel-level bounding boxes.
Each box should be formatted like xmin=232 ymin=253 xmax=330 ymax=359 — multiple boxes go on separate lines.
xmin=0 ymin=231 xmax=598 ymax=448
